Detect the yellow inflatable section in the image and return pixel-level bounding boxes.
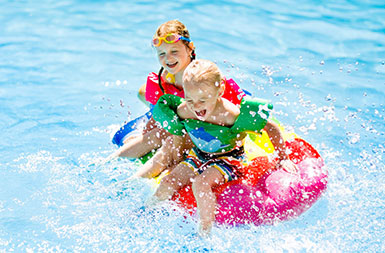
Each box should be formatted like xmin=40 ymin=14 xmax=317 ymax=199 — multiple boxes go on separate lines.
xmin=244 ymin=117 xmax=298 ymax=160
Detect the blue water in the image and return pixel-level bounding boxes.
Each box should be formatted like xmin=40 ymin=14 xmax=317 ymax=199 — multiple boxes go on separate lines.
xmin=1 ymin=0 xmax=384 ymax=251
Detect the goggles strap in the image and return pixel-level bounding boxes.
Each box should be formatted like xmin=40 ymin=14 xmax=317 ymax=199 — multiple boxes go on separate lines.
xmin=191 ymin=49 xmax=196 ymax=60
xmin=158 ymin=67 xmax=165 ymax=94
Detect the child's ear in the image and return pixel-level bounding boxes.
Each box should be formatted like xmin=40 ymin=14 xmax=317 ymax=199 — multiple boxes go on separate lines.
xmin=218 ymin=79 xmax=225 ymax=97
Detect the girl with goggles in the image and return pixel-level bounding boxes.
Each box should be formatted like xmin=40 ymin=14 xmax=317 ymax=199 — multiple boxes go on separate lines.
xmin=107 ymin=20 xmax=245 ymax=180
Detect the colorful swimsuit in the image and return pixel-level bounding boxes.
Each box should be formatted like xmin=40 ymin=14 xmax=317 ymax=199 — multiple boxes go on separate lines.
xmin=153 ymin=94 xmax=273 ymax=181
xmin=181 ymin=146 xmax=245 ymax=182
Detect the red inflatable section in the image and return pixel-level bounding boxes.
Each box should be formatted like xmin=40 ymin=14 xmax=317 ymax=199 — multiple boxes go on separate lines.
xmin=170 ymin=138 xmax=327 ymax=225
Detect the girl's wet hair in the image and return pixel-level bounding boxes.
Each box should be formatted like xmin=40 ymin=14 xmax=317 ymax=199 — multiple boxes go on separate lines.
xmin=155 ymin=20 xmax=191 ymax=48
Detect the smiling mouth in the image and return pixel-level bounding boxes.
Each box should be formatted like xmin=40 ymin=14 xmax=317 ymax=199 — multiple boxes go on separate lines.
xmin=167 ymin=62 xmax=178 ymax=68
xmin=195 ymin=110 xmax=206 ymax=118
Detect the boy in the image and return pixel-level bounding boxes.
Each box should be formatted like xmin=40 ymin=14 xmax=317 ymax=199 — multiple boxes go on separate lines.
xmin=149 ymin=59 xmax=296 ymax=236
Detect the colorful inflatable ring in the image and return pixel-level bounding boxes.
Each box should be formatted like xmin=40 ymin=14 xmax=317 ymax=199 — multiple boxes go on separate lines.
xmin=113 ymin=114 xmax=327 ymax=225
xmin=171 ymin=134 xmax=327 ymax=225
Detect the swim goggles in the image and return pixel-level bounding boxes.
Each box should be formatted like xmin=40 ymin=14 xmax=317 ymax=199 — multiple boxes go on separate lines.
xmin=152 ymin=33 xmax=191 ymax=47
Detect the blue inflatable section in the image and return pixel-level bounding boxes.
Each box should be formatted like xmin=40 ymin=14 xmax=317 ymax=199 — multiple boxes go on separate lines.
xmin=112 ymin=108 xmax=153 ymax=147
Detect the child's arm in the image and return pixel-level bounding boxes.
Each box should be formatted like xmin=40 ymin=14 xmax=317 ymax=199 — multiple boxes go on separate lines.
xmin=264 ymin=121 xmax=298 ymax=173
xmin=138 ymin=83 xmax=150 ymax=106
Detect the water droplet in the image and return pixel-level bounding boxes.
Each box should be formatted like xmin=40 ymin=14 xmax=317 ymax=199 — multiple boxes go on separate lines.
xmin=346 ymin=132 xmax=360 ymax=144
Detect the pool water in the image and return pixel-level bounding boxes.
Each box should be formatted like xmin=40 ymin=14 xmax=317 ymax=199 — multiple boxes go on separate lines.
xmin=1 ymin=0 xmax=384 ymax=251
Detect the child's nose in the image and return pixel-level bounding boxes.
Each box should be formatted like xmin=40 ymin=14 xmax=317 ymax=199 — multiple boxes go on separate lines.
xmin=165 ymin=54 xmax=174 ymax=62
xmin=193 ymin=102 xmax=202 ymax=110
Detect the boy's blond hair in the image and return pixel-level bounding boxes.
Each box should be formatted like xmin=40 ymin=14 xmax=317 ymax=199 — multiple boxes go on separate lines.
xmin=183 ymin=59 xmax=223 ymax=88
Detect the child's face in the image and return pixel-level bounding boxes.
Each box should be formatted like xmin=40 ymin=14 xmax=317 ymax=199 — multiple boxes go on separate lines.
xmin=184 ymin=81 xmax=222 ymax=121
xmin=156 ymin=41 xmax=192 ymax=76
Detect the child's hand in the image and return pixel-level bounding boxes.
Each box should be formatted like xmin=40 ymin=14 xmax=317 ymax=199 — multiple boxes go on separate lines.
xmin=277 ymin=159 xmax=298 ymax=174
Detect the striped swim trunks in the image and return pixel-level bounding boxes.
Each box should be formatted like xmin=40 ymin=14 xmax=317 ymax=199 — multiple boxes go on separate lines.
xmin=180 ymin=146 xmax=245 ymax=182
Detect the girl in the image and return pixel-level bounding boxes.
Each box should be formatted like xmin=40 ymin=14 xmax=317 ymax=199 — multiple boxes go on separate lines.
xmin=107 ymin=20 xmax=245 ymax=177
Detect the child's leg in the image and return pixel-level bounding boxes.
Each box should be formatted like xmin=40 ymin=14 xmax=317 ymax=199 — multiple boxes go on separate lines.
xmin=135 ymin=134 xmax=193 ymax=179
xmin=154 ymin=162 xmax=196 ymax=201
xmin=120 ymin=127 xmax=169 ymax=158
xmin=103 ymin=124 xmax=169 ymax=164
xmin=191 ymin=167 xmax=225 ymax=235
xmin=134 ymin=136 xmax=178 ymax=178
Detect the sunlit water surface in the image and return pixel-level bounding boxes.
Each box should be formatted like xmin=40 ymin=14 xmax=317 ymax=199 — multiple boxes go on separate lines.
xmin=0 ymin=0 xmax=384 ymax=251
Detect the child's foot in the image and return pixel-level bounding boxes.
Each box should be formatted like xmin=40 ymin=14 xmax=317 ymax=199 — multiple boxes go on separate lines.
xmin=198 ymin=222 xmax=212 ymax=238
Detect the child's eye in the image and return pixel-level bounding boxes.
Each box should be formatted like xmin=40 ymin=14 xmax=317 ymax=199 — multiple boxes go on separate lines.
xmin=171 ymin=50 xmax=178 ymax=54
xmin=158 ymin=52 xmax=165 ymax=57
xmin=187 ymin=100 xmax=197 ymax=106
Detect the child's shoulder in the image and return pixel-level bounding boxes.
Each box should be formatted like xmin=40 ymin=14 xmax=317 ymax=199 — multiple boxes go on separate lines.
xmin=222 ymin=98 xmax=240 ymax=126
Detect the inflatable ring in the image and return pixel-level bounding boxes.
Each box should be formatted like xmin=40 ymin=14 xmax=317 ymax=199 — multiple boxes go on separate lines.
xmin=171 ymin=135 xmax=327 ymax=225
xmin=113 ymin=114 xmax=327 ymax=225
